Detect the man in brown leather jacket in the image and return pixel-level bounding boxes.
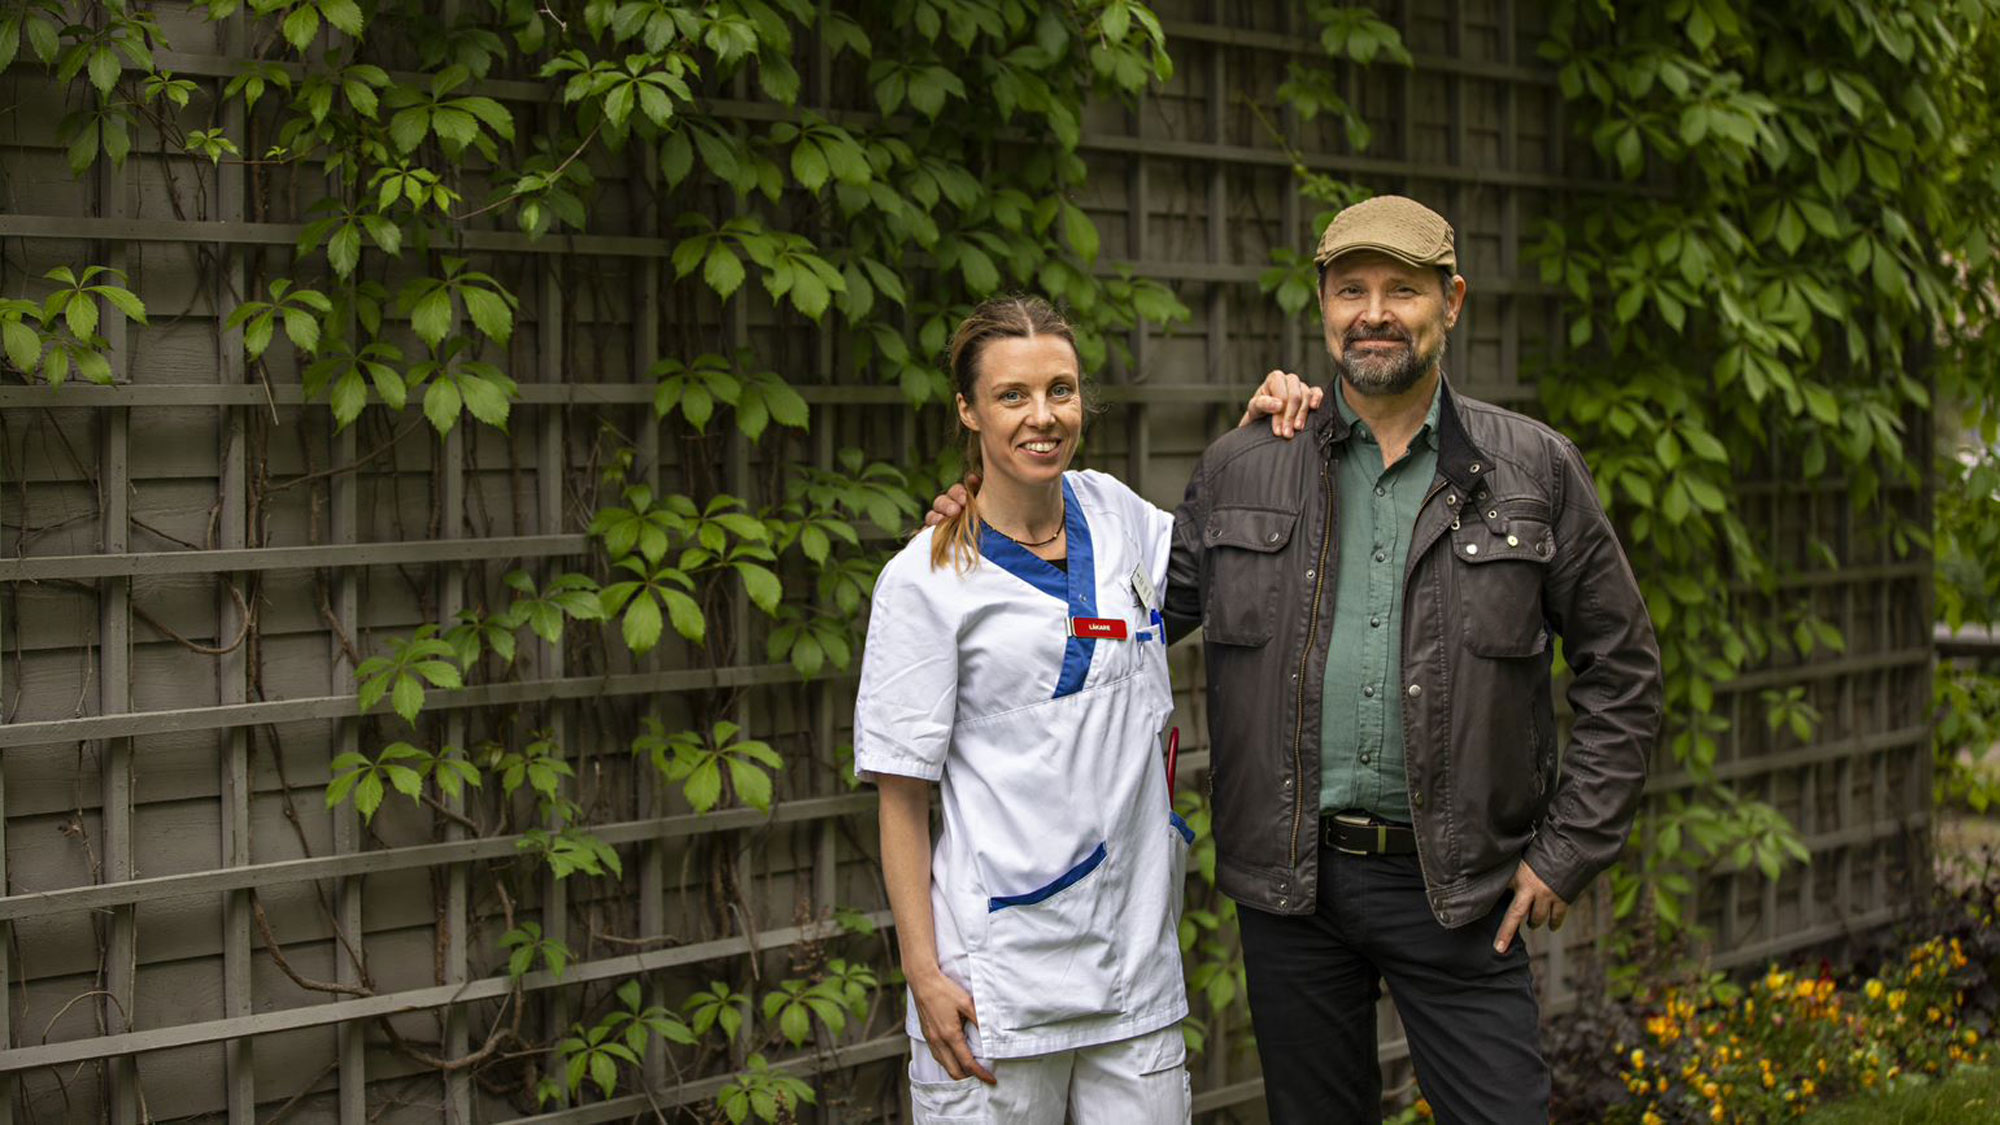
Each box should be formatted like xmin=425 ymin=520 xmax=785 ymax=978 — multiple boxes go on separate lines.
xmin=1161 ymin=195 xmax=1662 ymax=1124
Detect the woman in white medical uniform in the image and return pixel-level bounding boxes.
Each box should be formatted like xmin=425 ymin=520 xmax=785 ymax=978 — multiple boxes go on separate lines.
xmin=852 ymin=296 xmax=1196 ymax=1122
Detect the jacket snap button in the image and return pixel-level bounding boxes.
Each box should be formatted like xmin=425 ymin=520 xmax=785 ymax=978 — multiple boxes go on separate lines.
xmin=1407 ymin=683 xmax=1422 ymax=697
xmin=1412 ymin=792 xmax=1424 ymax=807
xmin=1506 ymin=534 xmax=1520 ymax=547
xmin=1277 ymin=897 xmax=1288 ymax=907
xmin=1537 ymin=542 xmax=1548 ymax=556
xmin=1305 ymin=568 xmax=1314 ymax=579
xmin=1464 ymin=543 xmax=1479 ymax=556
xmin=1487 ymin=509 xmax=1498 ymax=519
xmin=1470 ymin=462 xmax=1482 ymax=473
xmin=1268 ymin=531 xmax=1281 ymax=543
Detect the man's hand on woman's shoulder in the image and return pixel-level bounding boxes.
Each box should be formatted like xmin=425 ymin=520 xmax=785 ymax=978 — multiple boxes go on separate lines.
xmin=922 ymin=371 xmax=1325 ymax=527
xmin=1239 ymin=369 xmax=1324 ymax=439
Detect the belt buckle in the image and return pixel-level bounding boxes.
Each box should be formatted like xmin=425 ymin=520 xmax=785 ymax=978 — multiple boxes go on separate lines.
xmin=1330 ymin=812 xmax=1373 ymax=856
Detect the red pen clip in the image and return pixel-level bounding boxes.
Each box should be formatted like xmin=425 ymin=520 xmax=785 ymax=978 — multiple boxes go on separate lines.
xmin=1165 ymin=726 xmax=1180 ymax=792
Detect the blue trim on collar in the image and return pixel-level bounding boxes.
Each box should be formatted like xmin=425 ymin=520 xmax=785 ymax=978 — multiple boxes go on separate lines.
xmin=977 ymin=518 xmax=1066 ymax=600
xmin=1169 ymin=811 xmax=1195 ymax=845
xmin=1053 ymin=476 xmax=1096 ymax=698
xmin=986 ymin=841 xmax=1108 ymax=912
xmin=975 ymin=476 xmax=1098 ymax=699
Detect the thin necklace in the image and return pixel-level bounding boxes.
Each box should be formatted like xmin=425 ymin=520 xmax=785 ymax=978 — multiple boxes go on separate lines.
xmin=990 ymin=501 xmax=1065 ymax=549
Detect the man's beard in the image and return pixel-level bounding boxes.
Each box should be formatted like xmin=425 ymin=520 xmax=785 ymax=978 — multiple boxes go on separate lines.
xmin=1334 ymin=326 xmax=1444 ymax=396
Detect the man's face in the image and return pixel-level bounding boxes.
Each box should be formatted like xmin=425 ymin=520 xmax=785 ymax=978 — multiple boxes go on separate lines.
xmin=1319 ymin=252 xmax=1466 ymax=397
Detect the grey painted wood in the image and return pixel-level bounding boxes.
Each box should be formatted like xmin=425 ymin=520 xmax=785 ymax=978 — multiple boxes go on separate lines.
xmin=0 ymin=8 xmax=1937 ymax=1117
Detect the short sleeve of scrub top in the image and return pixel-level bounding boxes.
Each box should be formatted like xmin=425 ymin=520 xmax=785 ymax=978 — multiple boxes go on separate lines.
xmin=852 ymin=555 xmax=958 ymax=783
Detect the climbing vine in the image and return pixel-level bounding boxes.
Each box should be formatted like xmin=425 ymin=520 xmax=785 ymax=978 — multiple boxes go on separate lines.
xmin=1252 ymin=0 xmax=2000 ymax=962
xmin=1533 ymin=0 xmax=2000 ymax=940
xmin=2 ymin=0 xmax=1193 ymax=1115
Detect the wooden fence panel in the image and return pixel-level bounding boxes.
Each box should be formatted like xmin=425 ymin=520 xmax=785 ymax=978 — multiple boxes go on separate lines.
xmin=0 ymin=0 xmax=1932 ymax=1119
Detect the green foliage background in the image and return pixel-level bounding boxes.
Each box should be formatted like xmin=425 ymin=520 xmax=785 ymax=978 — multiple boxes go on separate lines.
xmin=1531 ymin=0 xmax=2000 ymax=943
xmin=3 ymin=0 xmax=1999 ymax=1115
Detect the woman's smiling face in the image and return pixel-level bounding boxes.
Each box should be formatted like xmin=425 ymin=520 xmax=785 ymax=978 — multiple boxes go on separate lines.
xmin=956 ymin=334 xmax=1085 ymax=491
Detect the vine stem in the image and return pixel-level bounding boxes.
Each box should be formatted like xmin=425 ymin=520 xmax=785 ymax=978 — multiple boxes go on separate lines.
xmin=452 ymin=120 xmax=604 ymax=224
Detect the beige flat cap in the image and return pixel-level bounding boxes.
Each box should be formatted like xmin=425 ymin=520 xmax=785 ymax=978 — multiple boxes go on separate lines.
xmin=1314 ymin=195 xmax=1457 ymax=273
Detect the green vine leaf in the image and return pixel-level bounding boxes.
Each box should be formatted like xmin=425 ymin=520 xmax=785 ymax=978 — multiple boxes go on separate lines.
xmin=683 ymin=980 xmax=751 ymax=1044
xmin=325 ymin=741 xmax=432 ymax=822
xmin=354 ymin=625 xmax=463 ymax=724
xmin=303 ymin=340 xmax=407 ymax=429
xmin=634 ymin=718 xmax=783 ymax=813
xmin=500 ymin=920 xmax=570 ymax=980
xmin=382 ymin=65 xmax=515 ymax=157
xmin=397 ymin=257 xmax=518 ymax=348
xmin=599 ymin=555 xmax=702 ymax=651
xmin=227 ymin=279 xmax=332 ymax=360
xmin=716 ymin=1055 xmax=816 ymax=1125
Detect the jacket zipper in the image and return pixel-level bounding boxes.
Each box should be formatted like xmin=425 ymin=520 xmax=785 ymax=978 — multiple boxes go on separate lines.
xmin=1289 ymin=459 xmax=1337 ymax=869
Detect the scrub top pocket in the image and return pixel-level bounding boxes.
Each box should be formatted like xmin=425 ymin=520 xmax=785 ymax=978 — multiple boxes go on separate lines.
xmin=977 ymin=845 xmax=1124 ymax=1032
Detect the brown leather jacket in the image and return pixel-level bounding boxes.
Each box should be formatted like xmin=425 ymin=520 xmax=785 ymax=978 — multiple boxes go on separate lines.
xmin=1164 ymin=379 xmax=1662 ymax=928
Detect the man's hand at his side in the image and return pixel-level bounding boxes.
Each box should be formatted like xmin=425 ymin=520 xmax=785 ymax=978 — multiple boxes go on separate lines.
xmin=1494 ymin=860 xmax=1568 ymax=954
xmin=1239 ymin=369 xmax=1324 ymax=438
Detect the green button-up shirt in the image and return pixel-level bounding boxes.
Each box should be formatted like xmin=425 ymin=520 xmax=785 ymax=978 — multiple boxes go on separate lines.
xmin=1319 ymin=381 xmax=1441 ymax=823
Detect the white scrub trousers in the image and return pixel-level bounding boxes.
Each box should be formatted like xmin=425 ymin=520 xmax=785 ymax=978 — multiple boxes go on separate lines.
xmin=907 ymin=1023 xmax=1192 ymax=1123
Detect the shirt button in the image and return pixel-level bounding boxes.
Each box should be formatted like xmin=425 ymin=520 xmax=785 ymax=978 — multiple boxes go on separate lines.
xmin=1305 ymin=568 xmax=1315 ymax=579
xmin=1374 ymin=551 xmax=1387 ymax=563
xmin=1370 ymin=616 xmax=1381 ymax=628
xmin=1374 ymin=486 xmax=1386 ymax=497
xmin=1360 ymin=752 xmax=1372 ymax=764
xmin=1283 ymin=777 xmax=1292 ymax=788
xmin=1363 ymin=685 xmax=1375 ymax=698
xmin=1407 ymin=683 xmax=1422 ymax=697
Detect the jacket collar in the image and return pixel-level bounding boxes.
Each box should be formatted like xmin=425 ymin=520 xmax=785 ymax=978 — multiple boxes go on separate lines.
xmin=1314 ymin=371 xmax=1492 ymax=493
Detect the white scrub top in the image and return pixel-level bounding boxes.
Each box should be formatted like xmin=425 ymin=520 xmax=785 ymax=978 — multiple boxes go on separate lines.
xmin=854 ymin=470 xmax=1192 ymax=1059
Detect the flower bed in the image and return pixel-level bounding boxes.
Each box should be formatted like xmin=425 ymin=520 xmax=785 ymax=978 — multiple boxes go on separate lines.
xmin=1602 ymin=938 xmax=1991 ymax=1123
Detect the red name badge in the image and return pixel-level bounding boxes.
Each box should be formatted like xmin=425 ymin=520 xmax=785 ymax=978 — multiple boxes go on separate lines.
xmin=1068 ymin=616 xmax=1129 ymax=640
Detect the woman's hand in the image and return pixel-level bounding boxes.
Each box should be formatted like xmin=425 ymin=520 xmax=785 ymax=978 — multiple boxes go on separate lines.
xmin=877 ymin=775 xmax=996 ymax=1084
xmin=908 ymin=964 xmax=997 ymax=1084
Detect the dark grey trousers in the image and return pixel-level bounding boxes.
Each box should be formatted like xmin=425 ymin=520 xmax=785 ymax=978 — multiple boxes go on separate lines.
xmin=1236 ymin=848 xmax=1551 ymax=1125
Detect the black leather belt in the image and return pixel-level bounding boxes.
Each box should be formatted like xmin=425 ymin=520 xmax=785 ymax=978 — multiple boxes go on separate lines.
xmin=1322 ymin=811 xmax=1418 ymax=855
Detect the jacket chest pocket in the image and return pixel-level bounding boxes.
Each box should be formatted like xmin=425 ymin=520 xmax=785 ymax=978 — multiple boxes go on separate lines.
xmin=1448 ymin=512 xmax=1553 ymax=658
xmin=1202 ymin=506 xmax=1299 ymax=646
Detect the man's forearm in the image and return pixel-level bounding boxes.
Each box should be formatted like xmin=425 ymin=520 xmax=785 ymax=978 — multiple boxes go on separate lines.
xmin=1163 ymin=576 xmax=1202 ymax=645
